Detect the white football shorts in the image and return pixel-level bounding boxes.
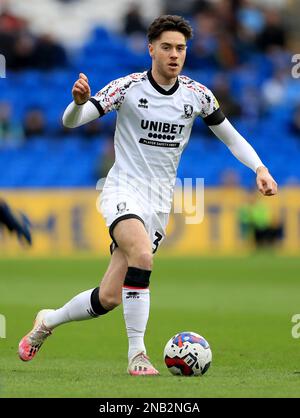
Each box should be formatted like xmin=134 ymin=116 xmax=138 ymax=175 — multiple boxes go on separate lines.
xmin=99 ymin=188 xmax=169 ymax=254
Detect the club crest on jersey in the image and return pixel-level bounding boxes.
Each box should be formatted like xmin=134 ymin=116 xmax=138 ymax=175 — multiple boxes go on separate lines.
xmin=138 ymin=98 xmax=148 ymax=109
xmin=116 ymin=202 xmax=129 ymax=215
xmin=183 ymin=104 xmax=193 ymax=119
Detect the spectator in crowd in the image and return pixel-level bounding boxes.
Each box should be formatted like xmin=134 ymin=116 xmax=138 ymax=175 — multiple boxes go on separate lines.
xmin=1 ymin=11 xmax=68 ymax=72
xmin=237 ymin=0 xmax=265 ymax=40
xmin=252 ymin=199 xmax=283 ymax=248
xmin=163 ymin=0 xmax=213 ymax=17
xmin=9 ymin=32 xmax=36 ymax=70
xmin=0 ymin=27 xmax=14 ymax=66
xmin=238 ymin=193 xmax=283 ymax=248
xmin=123 ymin=3 xmax=147 ymax=36
xmin=0 ymin=4 xmax=29 ymax=67
xmin=233 ymin=0 xmax=264 ymax=60
xmin=261 ymin=68 xmax=289 ymax=109
xmin=213 ymin=75 xmax=242 ymax=118
xmin=0 ymin=4 xmax=27 ymax=33
xmin=187 ymin=9 xmax=220 ymax=70
xmin=214 ymin=0 xmax=239 ymax=35
xmin=122 ymin=3 xmax=148 ymax=54
xmin=256 ymin=9 xmax=287 ymax=51
xmin=34 ymin=34 xmax=68 ymax=70
xmin=23 ymin=108 xmax=47 ymax=139
xmin=0 ymin=102 xmax=24 ymax=147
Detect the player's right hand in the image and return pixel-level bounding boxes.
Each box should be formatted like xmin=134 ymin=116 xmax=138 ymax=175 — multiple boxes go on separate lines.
xmin=256 ymin=166 xmax=278 ymax=196
xmin=72 ymin=73 xmax=91 ymax=105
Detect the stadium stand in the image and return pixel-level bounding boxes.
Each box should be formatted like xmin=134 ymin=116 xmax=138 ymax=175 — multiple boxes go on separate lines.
xmin=6 ymin=0 xmax=162 ymax=46
xmin=1 ymin=0 xmax=300 ymax=189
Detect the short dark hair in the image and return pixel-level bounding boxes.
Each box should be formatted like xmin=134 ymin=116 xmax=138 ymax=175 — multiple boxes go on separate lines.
xmin=147 ymin=15 xmax=193 ymax=43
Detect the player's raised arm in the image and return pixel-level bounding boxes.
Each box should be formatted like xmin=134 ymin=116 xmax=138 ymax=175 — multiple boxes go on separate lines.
xmin=62 ymin=73 xmax=99 ymax=128
xmin=72 ymin=72 xmax=91 ymax=105
xmin=208 ymin=117 xmax=278 ymax=196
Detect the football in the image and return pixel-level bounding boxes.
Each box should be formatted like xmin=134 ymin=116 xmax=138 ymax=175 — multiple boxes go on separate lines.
xmin=164 ymin=331 xmax=212 ymax=376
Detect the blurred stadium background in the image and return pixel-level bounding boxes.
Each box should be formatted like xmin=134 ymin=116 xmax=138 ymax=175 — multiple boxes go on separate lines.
xmin=0 ymin=0 xmax=300 ymax=256
xmin=1 ymin=0 xmax=300 ymax=399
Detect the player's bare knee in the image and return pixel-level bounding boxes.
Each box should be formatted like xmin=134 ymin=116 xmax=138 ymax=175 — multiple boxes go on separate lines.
xmin=130 ymin=250 xmax=153 ymax=270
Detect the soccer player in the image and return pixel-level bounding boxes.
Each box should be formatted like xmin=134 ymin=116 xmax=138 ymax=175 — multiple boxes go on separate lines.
xmin=18 ymin=15 xmax=277 ymax=375
xmin=0 ymin=199 xmax=32 ymax=245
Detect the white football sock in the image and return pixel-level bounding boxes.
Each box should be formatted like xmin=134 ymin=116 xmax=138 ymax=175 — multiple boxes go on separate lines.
xmin=43 ymin=288 xmax=97 ymax=329
xmin=122 ymin=287 xmax=150 ymax=360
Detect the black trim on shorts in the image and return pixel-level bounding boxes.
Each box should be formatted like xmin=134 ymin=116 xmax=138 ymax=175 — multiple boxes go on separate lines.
xmin=109 ymin=214 xmax=145 ymax=246
xmin=203 ymin=108 xmax=225 ymax=126
xmin=89 ymin=98 xmax=105 ymax=117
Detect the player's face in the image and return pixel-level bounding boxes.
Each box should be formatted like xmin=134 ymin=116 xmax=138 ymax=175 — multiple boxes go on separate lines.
xmin=149 ymin=31 xmax=187 ymax=82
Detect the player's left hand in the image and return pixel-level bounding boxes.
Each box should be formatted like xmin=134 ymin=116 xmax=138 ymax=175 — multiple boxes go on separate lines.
xmin=256 ymin=166 xmax=278 ymax=196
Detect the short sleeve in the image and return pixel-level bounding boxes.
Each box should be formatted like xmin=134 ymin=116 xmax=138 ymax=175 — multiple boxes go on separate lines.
xmin=89 ymin=76 xmax=130 ymax=116
xmin=199 ymin=87 xmax=225 ymax=126
xmin=181 ymin=77 xmax=225 ymax=125
xmin=199 ymin=87 xmax=220 ymax=118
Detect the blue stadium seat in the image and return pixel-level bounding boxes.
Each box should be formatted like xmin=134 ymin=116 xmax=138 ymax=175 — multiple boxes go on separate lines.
xmin=1 ymin=26 xmax=300 ymax=188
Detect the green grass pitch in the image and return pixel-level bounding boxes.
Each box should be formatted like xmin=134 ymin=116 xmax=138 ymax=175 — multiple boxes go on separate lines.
xmin=0 ymin=256 xmax=300 ymax=398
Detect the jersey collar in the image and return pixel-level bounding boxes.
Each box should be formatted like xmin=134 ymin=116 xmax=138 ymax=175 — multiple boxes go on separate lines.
xmin=147 ymin=70 xmax=179 ymax=96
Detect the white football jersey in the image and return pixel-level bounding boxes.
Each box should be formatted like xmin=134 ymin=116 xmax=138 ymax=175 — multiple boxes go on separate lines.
xmin=90 ymin=70 xmax=224 ymax=212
